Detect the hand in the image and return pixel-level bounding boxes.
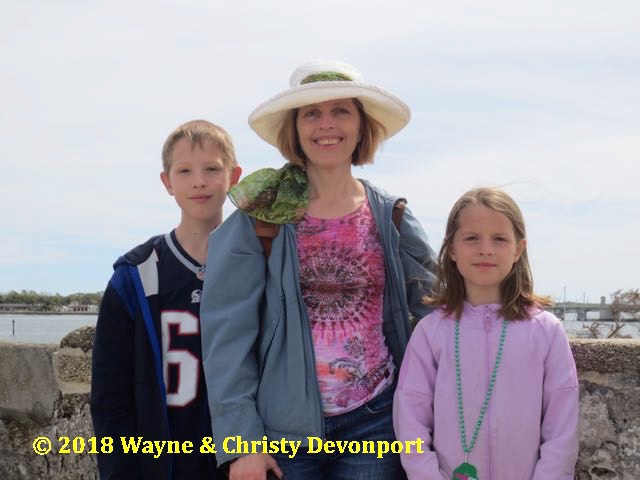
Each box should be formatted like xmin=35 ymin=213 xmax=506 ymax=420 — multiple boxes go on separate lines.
xmin=229 ymin=453 xmax=283 ymax=480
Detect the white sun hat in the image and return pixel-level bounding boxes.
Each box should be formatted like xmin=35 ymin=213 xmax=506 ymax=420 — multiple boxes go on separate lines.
xmin=248 ymin=59 xmax=411 ymax=147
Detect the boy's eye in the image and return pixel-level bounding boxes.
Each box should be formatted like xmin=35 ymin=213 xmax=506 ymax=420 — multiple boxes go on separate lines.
xmin=177 ymin=168 xmax=189 ymax=174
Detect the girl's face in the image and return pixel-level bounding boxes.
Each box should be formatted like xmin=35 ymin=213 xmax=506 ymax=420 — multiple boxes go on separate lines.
xmin=295 ymin=98 xmax=362 ymax=170
xmin=450 ymin=204 xmax=526 ymax=306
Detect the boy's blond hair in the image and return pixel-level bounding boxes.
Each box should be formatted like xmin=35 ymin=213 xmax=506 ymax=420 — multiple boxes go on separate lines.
xmin=276 ymin=98 xmax=386 ymax=168
xmin=424 ymin=187 xmax=552 ymax=321
xmin=161 ymin=119 xmax=237 ymax=172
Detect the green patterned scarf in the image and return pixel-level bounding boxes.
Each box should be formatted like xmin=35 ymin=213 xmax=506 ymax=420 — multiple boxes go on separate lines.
xmin=227 ymin=163 xmax=308 ymax=224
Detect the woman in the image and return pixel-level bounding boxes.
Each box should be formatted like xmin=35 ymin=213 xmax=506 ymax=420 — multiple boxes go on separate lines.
xmin=201 ymin=59 xmax=436 ymax=480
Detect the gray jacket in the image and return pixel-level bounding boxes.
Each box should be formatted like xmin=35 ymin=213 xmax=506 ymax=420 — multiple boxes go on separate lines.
xmin=200 ymin=180 xmax=436 ymax=464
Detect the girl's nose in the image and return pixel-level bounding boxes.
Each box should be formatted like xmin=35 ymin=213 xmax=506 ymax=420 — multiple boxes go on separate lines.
xmin=479 ymin=239 xmax=494 ymax=255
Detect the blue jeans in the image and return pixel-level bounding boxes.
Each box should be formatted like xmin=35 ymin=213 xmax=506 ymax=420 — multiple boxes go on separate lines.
xmin=272 ymin=386 xmax=406 ymax=479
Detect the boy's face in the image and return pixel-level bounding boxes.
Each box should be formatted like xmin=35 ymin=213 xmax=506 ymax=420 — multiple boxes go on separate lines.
xmin=160 ymin=138 xmax=241 ymax=226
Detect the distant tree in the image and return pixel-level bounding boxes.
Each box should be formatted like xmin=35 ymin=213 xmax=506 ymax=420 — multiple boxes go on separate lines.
xmin=585 ymin=289 xmax=640 ymax=339
xmin=583 ymin=321 xmax=628 ymax=339
xmin=0 ymin=290 xmax=103 ymax=310
xmin=610 ymin=289 xmax=640 ymax=322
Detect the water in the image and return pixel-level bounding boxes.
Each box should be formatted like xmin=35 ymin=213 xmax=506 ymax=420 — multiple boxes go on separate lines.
xmin=1 ymin=314 xmax=636 ymax=345
xmin=0 ymin=314 xmax=97 ymax=345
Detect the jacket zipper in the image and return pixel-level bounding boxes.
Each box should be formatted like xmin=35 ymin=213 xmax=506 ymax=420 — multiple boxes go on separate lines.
xmin=484 ymin=305 xmax=494 ymax=480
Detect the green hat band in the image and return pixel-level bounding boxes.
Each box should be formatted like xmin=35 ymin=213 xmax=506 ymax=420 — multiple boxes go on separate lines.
xmin=300 ymin=72 xmax=353 ymax=84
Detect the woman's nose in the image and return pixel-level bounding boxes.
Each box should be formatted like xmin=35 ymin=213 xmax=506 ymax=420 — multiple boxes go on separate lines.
xmin=318 ymin=112 xmax=335 ymax=129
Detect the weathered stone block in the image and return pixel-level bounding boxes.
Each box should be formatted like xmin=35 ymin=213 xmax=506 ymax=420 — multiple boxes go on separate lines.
xmin=573 ymin=339 xmax=640 ymax=479
xmin=60 ymin=326 xmax=95 ymax=353
xmin=53 ymin=348 xmax=91 ymax=394
xmin=0 ymin=342 xmax=59 ymax=423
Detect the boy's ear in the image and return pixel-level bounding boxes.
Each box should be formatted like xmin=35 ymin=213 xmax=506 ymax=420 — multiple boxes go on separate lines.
xmin=229 ymin=166 xmax=242 ymax=188
xmin=160 ymin=171 xmax=174 ymax=195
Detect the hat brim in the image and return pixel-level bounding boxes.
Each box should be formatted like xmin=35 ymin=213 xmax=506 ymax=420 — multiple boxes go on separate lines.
xmin=249 ymin=81 xmax=411 ymax=148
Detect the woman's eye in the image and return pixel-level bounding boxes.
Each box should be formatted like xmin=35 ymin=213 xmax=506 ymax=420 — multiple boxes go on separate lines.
xmin=302 ymin=110 xmax=319 ymax=118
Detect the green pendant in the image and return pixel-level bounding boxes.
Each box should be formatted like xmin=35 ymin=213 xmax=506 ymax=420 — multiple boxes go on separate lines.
xmin=452 ymin=462 xmax=478 ymax=480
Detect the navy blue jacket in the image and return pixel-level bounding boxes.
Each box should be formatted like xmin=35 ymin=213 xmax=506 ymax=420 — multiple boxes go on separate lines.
xmin=91 ymin=236 xmax=173 ymax=479
xmin=92 ymin=233 xmax=218 ymax=479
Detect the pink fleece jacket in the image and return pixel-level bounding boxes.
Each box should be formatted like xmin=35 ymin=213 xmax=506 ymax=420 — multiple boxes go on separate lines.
xmin=393 ymin=303 xmax=578 ymax=480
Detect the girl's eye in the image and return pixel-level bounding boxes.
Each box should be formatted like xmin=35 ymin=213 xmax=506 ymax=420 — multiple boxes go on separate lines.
xmin=206 ymin=166 xmax=218 ymax=172
xmin=464 ymin=236 xmax=477 ymax=242
xmin=178 ymin=169 xmax=189 ymax=174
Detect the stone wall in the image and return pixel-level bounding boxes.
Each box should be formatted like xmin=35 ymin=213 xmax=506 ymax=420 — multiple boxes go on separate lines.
xmin=572 ymin=340 xmax=640 ymax=479
xmin=0 ymin=327 xmax=95 ymax=480
xmin=0 ymin=329 xmax=638 ymax=479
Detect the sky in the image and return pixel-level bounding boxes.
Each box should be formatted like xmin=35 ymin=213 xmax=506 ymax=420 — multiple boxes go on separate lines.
xmin=1 ymin=0 xmax=638 ymax=304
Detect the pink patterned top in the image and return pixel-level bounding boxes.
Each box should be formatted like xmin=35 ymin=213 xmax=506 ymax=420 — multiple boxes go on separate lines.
xmin=296 ymin=198 xmax=394 ymax=415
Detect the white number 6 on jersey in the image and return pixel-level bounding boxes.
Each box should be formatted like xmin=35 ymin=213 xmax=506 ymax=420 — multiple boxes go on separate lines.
xmin=161 ymin=311 xmax=199 ymax=406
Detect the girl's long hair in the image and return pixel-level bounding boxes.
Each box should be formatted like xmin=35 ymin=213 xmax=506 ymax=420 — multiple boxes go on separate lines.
xmin=424 ymin=187 xmax=552 ymax=320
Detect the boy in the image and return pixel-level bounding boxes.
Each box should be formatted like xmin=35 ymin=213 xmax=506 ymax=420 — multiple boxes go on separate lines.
xmin=91 ymin=120 xmax=242 ymax=479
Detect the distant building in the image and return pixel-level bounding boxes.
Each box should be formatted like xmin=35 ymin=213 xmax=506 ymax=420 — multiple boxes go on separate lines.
xmin=549 ymin=296 xmax=614 ymax=322
xmin=0 ymin=303 xmax=47 ymax=312
xmin=61 ymin=304 xmax=99 ymax=313
xmin=551 ymin=296 xmax=640 ymax=339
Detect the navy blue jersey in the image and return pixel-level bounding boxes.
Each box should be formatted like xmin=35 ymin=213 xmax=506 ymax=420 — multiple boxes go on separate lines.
xmin=91 ymin=231 xmax=217 ymax=480
xmin=155 ymin=231 xmax=216 ymax=478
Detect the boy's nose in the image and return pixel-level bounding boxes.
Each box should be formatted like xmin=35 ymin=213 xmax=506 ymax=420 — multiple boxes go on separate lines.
xmin=193 ymin=173 xmax=206 ymax=188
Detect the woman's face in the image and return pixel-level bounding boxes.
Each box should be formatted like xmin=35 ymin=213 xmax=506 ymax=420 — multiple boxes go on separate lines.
xmin=295 ymin=98 xmax=362 ymax=169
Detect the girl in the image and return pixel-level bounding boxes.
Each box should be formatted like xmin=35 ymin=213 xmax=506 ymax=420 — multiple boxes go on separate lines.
xmin=200 ymin=59 xmax=436 ymax=480
xmin=393 ymin=188 xmax=579 ymax=480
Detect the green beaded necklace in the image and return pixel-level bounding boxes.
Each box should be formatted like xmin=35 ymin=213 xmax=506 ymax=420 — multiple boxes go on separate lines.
xmin=452 ymin=316 xmax=507 ymax=480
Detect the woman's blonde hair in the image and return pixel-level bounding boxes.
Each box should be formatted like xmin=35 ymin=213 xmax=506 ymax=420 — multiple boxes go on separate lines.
xmin=276 ymin=98 xmax=386 ymax=167
xmin=425 ymin=187 xmax=552 ymax=320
